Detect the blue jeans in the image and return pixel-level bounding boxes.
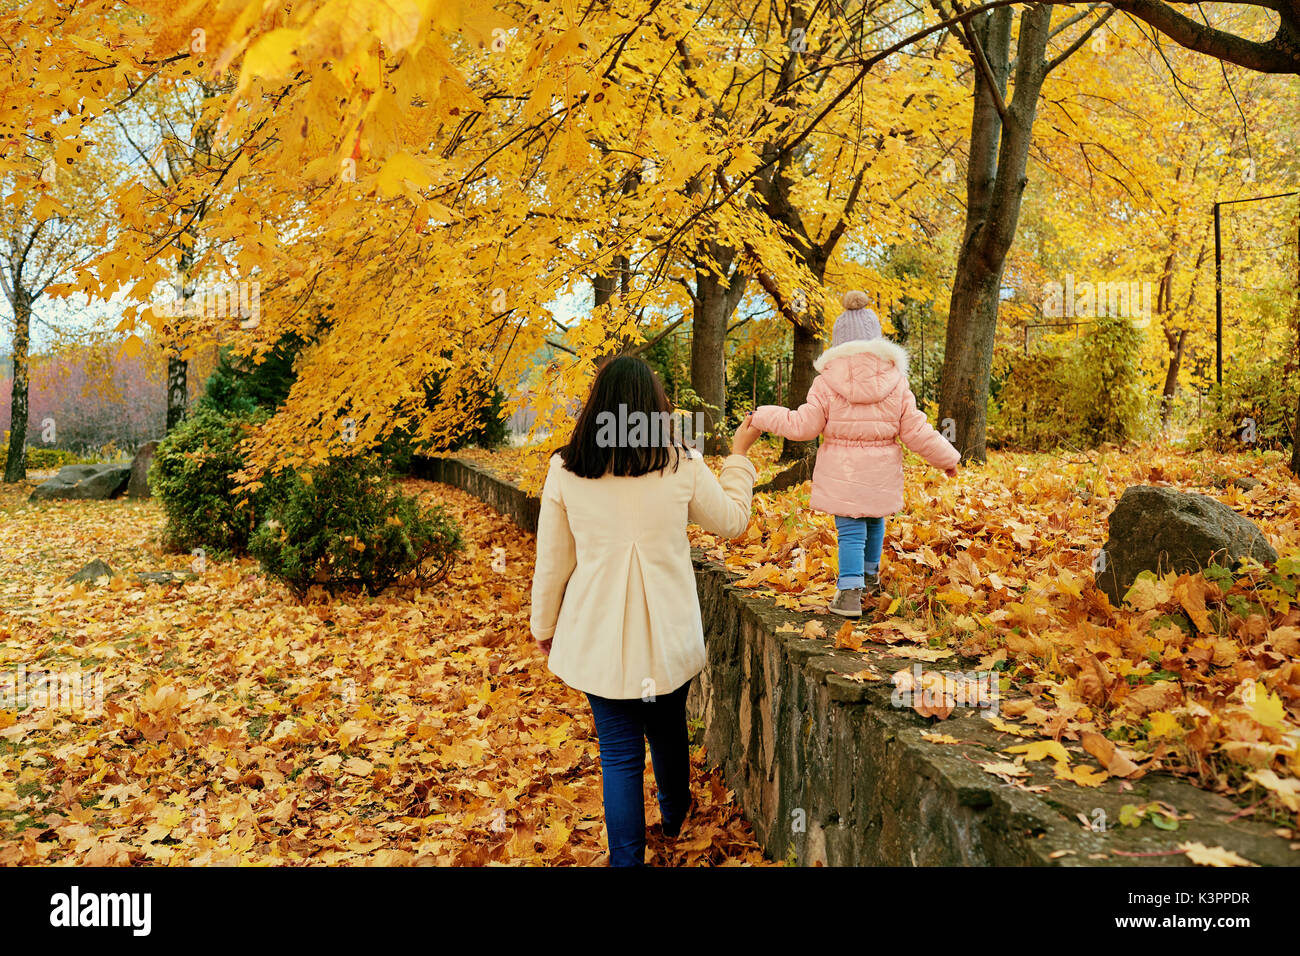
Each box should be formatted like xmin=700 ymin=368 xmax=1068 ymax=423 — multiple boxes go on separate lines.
xmin=585 ymin=681 xmax=692 ymax=867
xmin=835 ymin=515 xmax=886 ymax=589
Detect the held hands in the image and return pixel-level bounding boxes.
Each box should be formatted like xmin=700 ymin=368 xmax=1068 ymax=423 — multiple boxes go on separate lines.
xmin=535 ymin=637 xmax=552 ymax=656
xmin=732 ymin=413 xmax=762 ymax=456
xmin=945 ymin=465 xmax=958 ymax=478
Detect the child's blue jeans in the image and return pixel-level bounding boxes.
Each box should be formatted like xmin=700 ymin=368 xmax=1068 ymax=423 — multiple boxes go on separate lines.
xmin=835 ymin=515 xmax=886 ymax=589
xmin=585 ymin=681 xmax=692 ymax=867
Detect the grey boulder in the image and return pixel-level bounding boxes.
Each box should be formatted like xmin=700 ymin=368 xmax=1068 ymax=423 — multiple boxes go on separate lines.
xmin=29 ymin=464 xmax=130 ymax=501
xmin=133 ymin=570 xmax=197 ymax=586
xmin=1096 ymin=485 xmax=1277 ymax=606
xmin=67 ymin=558 xmax=115 ymax=584
xmin=127 ymin=440 xmax=160 ymax=499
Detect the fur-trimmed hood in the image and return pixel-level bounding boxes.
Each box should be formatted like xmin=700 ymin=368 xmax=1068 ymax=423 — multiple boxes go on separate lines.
xmin=812 ymin=337 xmax=909 ymax=405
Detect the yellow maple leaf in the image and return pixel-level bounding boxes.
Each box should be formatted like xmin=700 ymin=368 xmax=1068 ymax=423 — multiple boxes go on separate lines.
xmin=1246 ymin=769 xmax=1300 ymax=812
xmin=984 ymin=715 xmax=1034 ymax=737
xmin=1054 ymin=763 xmax=1109 ymax=787
xmin=921 ymin=731 xmax=962 ymax=744
xmin=1173 ymin=576 xmax=1212 ymax=634
xmin=1006 ymin=740 xmax=1071 ymax=765
xmin=1055 ymin=568 xmax=1084 ymax=599
xmin=843 ymin=668 xmax=881 ymax=683
xmin=241 ymin=28 xmax=301 ymax=83
xmin=376 ymin=151 xmax=434 ymax=199
xmin=1123 ymin=572 xmax=1172 ymax=611
xmin=979 ymin=760 xmax=1029 ymax=778
xmin=1147 ymin=711 xmax=1181 ymax=738
xmin=1250 ymin=689 xmax=1288 ymax=729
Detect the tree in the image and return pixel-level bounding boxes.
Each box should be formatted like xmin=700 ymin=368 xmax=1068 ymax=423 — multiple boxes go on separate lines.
xmin=679 ymin=2 xmax=963 ymax=459
xmin=111 ymin=73 xmax=231 ymax=434
xmin=936 ymin=3 xmax=1115 ymax=461
xmin=15 ymin=0 xmax=1294 ymax=488
xmin=0 ymin=153 xmax=107 ymax=481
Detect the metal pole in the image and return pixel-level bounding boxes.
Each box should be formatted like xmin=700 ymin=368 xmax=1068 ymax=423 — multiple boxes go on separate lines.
xmin=1211 ymin=190 xmax=1300 ymax=395
xmin=1023 ymin=324 xmax=1029 ymax=442
xmin=1214 ymin=202 xmax=1223 ymax=389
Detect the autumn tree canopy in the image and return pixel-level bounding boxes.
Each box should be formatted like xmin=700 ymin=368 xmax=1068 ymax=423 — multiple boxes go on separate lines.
xmin=1 ymin=0 xmax=1297 ymax=480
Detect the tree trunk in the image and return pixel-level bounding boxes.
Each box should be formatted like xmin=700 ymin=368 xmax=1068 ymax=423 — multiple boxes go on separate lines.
xmin=781 ymin=321 xmax=820 ymax=461
xmin=689 ymin=266 xmax=745 ymax=454
xmin=594 ymin=165 xmax=635 ymax=313
xmin=3 ymin=294 xmax=31 ymax=483
xmin=940 ymin=264 xmax=1006 ymax=461
xmin=165 ymin=212 xmax=202 ymax=433
xmin=1160 ymin=328 xmax=1187 ymax=428
xmin=1158 ymin=241 xmax=1207 ymax=429
xmin=166 ymin=352 xmax=188 ymax=432
xmin=592 ymin=253 xmax=628 ymax=309
xmin=938 ymin=6 xmax=1050 ymax=462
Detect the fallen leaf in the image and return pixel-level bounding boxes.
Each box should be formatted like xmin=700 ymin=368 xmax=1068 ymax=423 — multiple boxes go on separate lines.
xmin=1178 ymin=842 xmax=1257 ymax=867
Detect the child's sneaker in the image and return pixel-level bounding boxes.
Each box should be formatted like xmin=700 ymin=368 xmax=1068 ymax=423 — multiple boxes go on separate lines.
xmin=829 ymin=588 xmax=863 ymax=618
xmin=863 ymin=571 xmax=881 ymax=597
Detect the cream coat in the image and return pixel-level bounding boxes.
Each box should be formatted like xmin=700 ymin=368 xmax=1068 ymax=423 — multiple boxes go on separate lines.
xmin=530 ymin=449 xmax=756 ymax=699
xmin=751 ymin=338 xmax=959 ymax=517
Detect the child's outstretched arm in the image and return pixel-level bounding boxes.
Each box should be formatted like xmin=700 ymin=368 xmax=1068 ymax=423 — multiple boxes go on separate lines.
xmin=898 ymin=386 xmax=961 ymax=472
xmin=751 ymin=378 xmax=830 ymax=442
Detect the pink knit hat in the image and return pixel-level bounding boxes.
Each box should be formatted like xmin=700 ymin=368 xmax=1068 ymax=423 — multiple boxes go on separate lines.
xmin=830 ymin=290 xmax=881 ymax=347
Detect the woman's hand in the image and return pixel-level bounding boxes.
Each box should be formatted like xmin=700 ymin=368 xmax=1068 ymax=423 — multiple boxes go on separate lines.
xmin=732 ymin=414 xmax=761 ymax=456
xmin=945 ymin=465 xmax=958 ymax=478
xmin=536 ymin=637 xmax=553 ymax=656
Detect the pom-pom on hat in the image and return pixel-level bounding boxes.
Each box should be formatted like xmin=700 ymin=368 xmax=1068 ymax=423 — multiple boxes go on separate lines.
xmin=831 ymin=290 xmax=881 ymax=347
xmin=842 ymin=290 xmax=871 ymax=310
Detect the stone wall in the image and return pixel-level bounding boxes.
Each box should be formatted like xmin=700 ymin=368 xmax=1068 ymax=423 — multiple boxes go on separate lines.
xmin=409 ymin=456 xmax=540 ymax=533
xmin=415 ymin=455 xmax=1298 ymax=867
xmin=688 ymin=560 xmax=1114 ymax=865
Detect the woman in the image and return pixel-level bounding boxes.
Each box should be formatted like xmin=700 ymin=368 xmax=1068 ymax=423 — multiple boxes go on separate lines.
xmin=530 ymin=355 xmax=761 ymax=866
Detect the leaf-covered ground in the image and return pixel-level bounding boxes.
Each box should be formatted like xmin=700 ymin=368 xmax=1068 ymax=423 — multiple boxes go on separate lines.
xmin=0 ymin=480 xmax=769 ymax=866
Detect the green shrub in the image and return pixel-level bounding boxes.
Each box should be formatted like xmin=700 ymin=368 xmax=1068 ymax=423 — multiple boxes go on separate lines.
xmin=25 ymin=447 xmax=96 ymax=470
xmin=1191 ymin=356 xmax=1297 ymax=452
xmin=642 ymin=329 xmax=692 ymax=407
xmin=199 ymin=334 xmax=306 ymax=417
xmin=248 ymin=456 xmax=463 ymax=597
xmin=426 ymin=372 xmax=509 ymax=452
xmin=988 ymin=351 xmax=1070 ymax=450
xmin=990 ymin=315 xmax=1153 ymax=450
xmin=375 ymin=373 xmax=509 ymax=474
xmin=149 ymin=407 xmax=266 ymax=555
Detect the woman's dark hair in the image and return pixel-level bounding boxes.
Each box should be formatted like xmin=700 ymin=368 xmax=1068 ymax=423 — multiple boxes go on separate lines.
xmin=559 ymin=355 xmax=686 ymax=479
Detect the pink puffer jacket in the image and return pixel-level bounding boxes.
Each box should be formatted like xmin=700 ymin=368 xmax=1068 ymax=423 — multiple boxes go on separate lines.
xmin=751 ymin=338 xmax=959 ymax=517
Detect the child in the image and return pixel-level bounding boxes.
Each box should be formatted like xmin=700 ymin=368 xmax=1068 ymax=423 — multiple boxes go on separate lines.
xmin=749 ymin=290 xmax=959 ymax=618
